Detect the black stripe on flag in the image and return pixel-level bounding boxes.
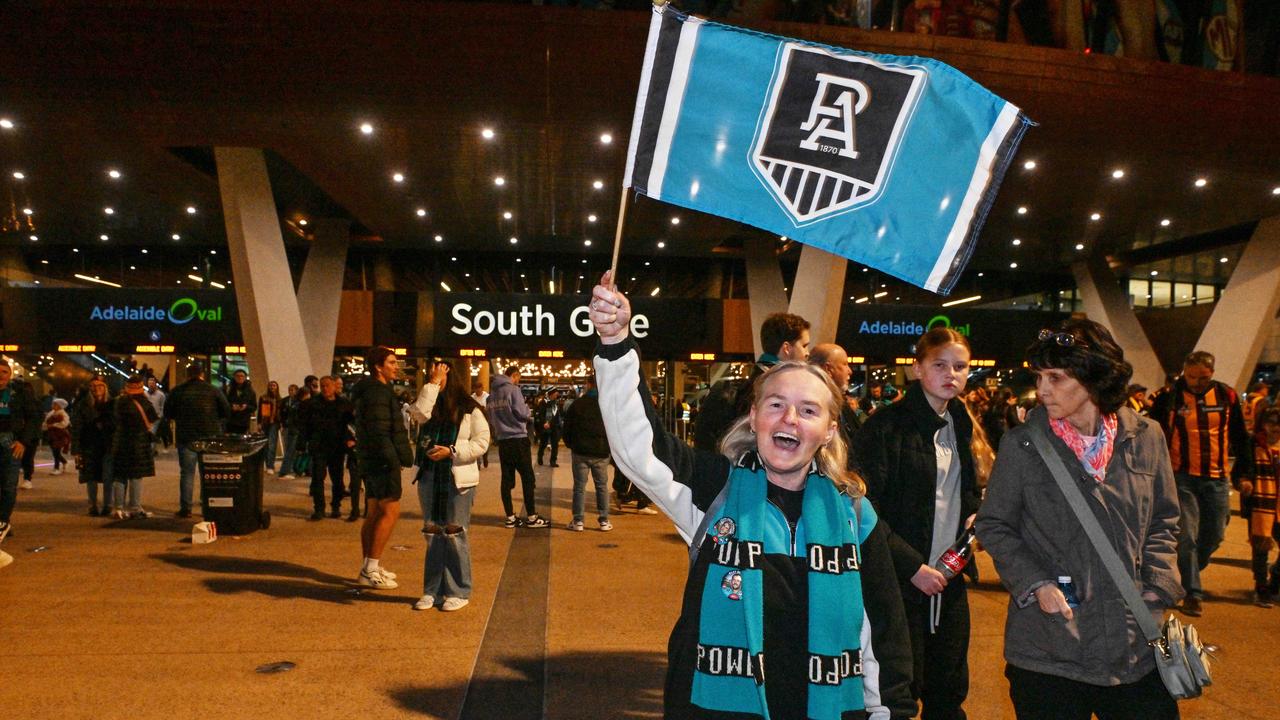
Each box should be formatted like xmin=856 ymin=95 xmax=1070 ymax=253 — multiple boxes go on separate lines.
xmin=935 ymin=112 xmax=1032 ymax=294
xmin=630 ymin=11 xmax=684 ymax=197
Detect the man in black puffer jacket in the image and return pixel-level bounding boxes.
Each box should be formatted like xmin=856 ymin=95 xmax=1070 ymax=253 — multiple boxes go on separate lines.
xmin=562 ymin=375 xmax=613 ymax=531
xmin=164 ymin=362 xmax=230 ymax=518
xmin=351 ymin=346 xmax=413 ymax=589
xmin=0 ymin=361 xmax=41 ymax=545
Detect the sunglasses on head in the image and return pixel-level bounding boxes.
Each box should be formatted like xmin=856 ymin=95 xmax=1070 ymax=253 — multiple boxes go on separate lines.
xmin=1037 ymin=329 xmax=1089 ymax=348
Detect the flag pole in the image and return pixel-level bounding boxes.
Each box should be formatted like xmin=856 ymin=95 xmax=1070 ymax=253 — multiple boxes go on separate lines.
xmin=608 ymin=185 xmax=630 ymax=288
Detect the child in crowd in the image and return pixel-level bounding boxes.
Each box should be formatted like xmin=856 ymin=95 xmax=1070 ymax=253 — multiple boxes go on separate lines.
xmin=1240 ymin=407 xmax=1280 ymax=607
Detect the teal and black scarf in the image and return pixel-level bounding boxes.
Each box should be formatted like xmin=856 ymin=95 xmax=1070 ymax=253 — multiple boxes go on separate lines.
xmin=692 ymin=455 xmax=873 ymax=718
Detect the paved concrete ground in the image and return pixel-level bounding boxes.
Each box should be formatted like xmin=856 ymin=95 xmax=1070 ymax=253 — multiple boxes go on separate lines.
xmin=1 ymin=447 xmax=1276 ymax=719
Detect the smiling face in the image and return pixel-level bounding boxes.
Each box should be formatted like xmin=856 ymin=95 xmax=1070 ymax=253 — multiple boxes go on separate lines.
xmin=749 ymin=366 xmax=837 ymax=488
xmin=915 ymin=342 xmax=970 ymax=411
xmin=1036 ymin=367 xmax=1097 ymax=428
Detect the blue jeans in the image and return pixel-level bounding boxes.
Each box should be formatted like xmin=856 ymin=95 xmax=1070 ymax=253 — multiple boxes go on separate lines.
xmin=262 ymin=424 xmax=280 ymax=471
xmin=0 ymin=434 xmax=19 ymax=523
xmin=178 ymin=444 xmax=199 ymax=510
xmin=113 ymin=478 xmax=143 ymax=511
xmin=571 ymin=452 xmax=611 ymax=523
xmin=417 ymin=467 xmax=475 ymax=599
xmin=279 ymin=428 xmax=299 ymax=476
xmin=86 ymin=454 xmax=115 ymax=510
xmin=1175 ymin=472 xmax=1231 ymax=599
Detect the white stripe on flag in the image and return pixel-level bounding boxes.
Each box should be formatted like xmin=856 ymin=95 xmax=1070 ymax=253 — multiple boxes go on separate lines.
xmin=647 ymin=18 xmax=702 ymax=199
xmin=624 ymin=9 xmax=665 ymax=190
xmin=924 ymin=102 xmax=1021 ymax=293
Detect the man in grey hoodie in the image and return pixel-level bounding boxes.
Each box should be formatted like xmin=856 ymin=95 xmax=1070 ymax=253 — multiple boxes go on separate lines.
xmin=487 ymin=367 xmax=548 ymax=528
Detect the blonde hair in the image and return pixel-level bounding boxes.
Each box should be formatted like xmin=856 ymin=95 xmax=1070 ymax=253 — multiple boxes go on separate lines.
xmin=719 ymin=362 xmax=865 ymax=497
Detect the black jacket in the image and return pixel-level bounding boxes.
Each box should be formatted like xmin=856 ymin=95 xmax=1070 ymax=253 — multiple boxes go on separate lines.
xmin=112 ymin=393 xmax=158 ymax=479
xmin=562 ymin=391 xmax=610 ymax=458
xmin=852 ymin=382 xmax=982 ymax=587
xmin=0 ymin=380 xmax=41 ymax=448
xmin=351 ymin=377 xmax=413 ymax=478
xmin=71 ymin=394 xmax=115 ymax=484
xmin=300 ymin=395 xmax=354 ymax=456
xmin=164 ymin=378 xmax=230 ymax=445
xmin=224 ymin=380 xmax=256 ymax=432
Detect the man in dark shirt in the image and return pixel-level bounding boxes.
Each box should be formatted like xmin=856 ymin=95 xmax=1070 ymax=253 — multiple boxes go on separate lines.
xmin=224 ymin=370 xmax=256 ymax=434
xmin=300 ymin=376 xmax=355 ymax=520
xmin=164 ymin=362 xmax=230 ymax=518
xmin=0 ymin=361 xmax=41 ymax=544
xmin=536 ymin=388 xmax=564 ymax=467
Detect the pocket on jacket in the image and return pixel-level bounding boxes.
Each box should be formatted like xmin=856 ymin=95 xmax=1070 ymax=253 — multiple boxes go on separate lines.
xmin=1021 ymin=604 xmax=1084 ymax=666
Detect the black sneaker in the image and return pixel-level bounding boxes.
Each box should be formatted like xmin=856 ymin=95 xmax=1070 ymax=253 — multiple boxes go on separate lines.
xmin=503 ymin=515 xmax=519 ymax=528
xmin=1254 ymin=589 xmax=1274 ymax=608
xmin=176 ymin=507 xmax=192 ymax=519
xmin=346 ymin=512 xmax=360 ymax=523
xmin=308 ymin=511 xmax=324 ymax=521
xmin=524 ymin=514 xmax=550 ymax=529
xmin=330 ymin=508 xmax=342 ymax=519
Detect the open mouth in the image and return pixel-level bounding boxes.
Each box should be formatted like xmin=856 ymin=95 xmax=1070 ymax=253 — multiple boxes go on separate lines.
xmin=771 ymin=432 xmax=800 ymax=450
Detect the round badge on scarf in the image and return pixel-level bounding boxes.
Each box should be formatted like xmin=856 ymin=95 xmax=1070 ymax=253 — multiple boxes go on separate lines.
xmin=721 ymin=570 xmax=743 ymax=600
xmin=712 ymin=516 xmax=736 ymax=544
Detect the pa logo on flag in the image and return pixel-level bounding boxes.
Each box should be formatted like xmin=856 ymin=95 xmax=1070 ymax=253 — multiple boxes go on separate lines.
xmin=751 ymin=45 xmax=926 ymax=225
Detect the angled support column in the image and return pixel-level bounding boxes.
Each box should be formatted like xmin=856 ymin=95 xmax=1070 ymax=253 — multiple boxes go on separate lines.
xmin=297 ymin=218 xmax=350 ymax=376
xmin=1196 ymin=215 xmax=1280 ymax=391
xmin=788 ymin=245 xmax=847 ymax=345
xmin=743 ymin=237 xmax=788 ymax=358
xmin=1072 ymin=254 xmax=1164 ymax=390
xmin=215 ymin=147 xmax=314 ymax=389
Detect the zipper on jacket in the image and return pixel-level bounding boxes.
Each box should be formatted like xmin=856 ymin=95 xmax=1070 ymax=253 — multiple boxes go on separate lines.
xmin=767 ymin=499 xmax=798 ymax=555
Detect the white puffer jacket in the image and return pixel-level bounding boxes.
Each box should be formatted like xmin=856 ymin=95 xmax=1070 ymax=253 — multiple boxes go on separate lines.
xmin=407 ymin=384 xmax=491 ymax=489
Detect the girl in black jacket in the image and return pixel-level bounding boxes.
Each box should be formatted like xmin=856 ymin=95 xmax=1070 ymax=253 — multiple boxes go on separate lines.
xmin=71 ymin=378 xmax=115 ymax=516
xmin=853 ymin=328 xmax=989 ymax=720
xmin=111 ymin=375 xmax=159 ymax=519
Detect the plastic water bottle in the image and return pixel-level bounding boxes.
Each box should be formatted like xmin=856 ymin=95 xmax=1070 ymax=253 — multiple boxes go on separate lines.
xmin=1057 ymin=576 xmax=1080 ymax=608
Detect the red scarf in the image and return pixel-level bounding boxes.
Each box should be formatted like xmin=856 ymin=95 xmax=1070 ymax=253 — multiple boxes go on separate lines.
xmin=1049 ymin=413 xmax=1118 ymax=483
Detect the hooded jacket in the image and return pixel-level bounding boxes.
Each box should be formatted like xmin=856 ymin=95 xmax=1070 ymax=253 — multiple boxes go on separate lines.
xmin=486 ymin=373 xmax=531 ymax=441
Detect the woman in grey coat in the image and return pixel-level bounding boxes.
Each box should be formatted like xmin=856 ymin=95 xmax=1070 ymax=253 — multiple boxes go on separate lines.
xmin=975 ymin=319 xmax=1182 ymax=719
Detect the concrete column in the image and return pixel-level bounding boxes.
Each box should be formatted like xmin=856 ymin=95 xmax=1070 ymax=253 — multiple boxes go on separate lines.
xmin=1073 ymin=254 xmax=1165 ymax=390
xmin=743 ymin=237 xmax=788 ymax=358
xmin=297 ymin=218 xmax=349 ymax=377
xmin=1195 ymin=215 xmax=1280 ymax=391
xmin=788 ymin=244 xmax=847 ymax=345
xmin=215 ymin=147 xmax=314 ymax=390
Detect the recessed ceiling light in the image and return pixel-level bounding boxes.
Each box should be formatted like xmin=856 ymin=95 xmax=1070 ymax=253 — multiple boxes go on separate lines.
xmin=592 ymin=180 xmax=604 ymax=190
xmin=670 ymin=217 xmax=680 ymax=225
xmin=108 ymin=169 xmax=121 ymax=180
xmin=503 ymin=211 xmax=513 ymax=220
xmin=583 ymin=239 xmax=592 ymax=247
xmin=1009 ymin=262 xmax=1018 ymax=269
xmin=129 ymin=265 xmax=136 ymax=270
xmin=1090 ymin=212 xmax=1102 ymax=221
xmin=1023 ymin=160 xmax=1036 ymax=170
xmin=451 ymin=256 xmax=457 ymax=261
xmin=1272 ymin=186 xmax=1280 ymax=196
xmin=1219 ymin=256 xmax=1228 ymax=263
xmin=72 ymin=248 xmax=79 ymax=253
xmin=587 ymin=214 xmax=597 ymax=223
xmin=141 ymin=249 xmax=148 ymax=254
xmin=392 ymin=172 xmax=405 ymax=183
xmin=359 ymin=122 xmax=374 ymax=135
xmin=481 ymin=127 xmax=495 ymax=140
xmin=172 ymin=233 xmax=181 ymax=240
xmin=464 ymin=272 xmax=470 ymax=277
xmin=509 ymin=236 xmax=518 ymax=244
xmin=1074 ymin=243 xmax=1084 ymax=250
xmin=1111 ymin=169 xmax=1125 ymax=179
xmin=28 ymin=235 xmax=37 ymax=241
xmin=1194 ymin=177 xmax=1207 ymax=188
xmin=1160 ymin=218 xmax=1171 ymax=227
xmin=1017 ymin=206 xmax=1028 ymax=215
xmin=0 ymin=119 xmax=13 ymax=130
xmin=104 ymin=206 xmax=114 ymax=215
xmin=582 ymin=258 xmax=587 ymax=264
xmin=11 ymin=171 xmax=24 ymax=180
xmin=977 ymin=272 xmax=984 ymax=277
xmin=21 ymin=208 xmax=32 ymax=215
xmin=186 ymin=206 xmax=197 ymax=214
xmin=297 ymin=218 xmax=309 ymax=226
xmin=434 ymin=235 xmax=443 ymax=243
xmin=657 ymin=241 xmax=666 ymax=249
xmin=1011 ymin=238 xmax=1021 ymax=246
xmin=516 ymin=258 xmax=522 ymax=263
xmin=210 ymin=249 xmax=216 ymax=255
xmin=1150 ymin=270 xmax=1159 ymax=276
xmin=412 ymin=208 xmax=426 ymax=218
xmin=644 ymin=261 xmax=650 ymax=266
xmin=494 ymin=176 xmax=505 ymax=186
xmin=99 ymin=234 xmax=109 ymax=241
xmin=600 ymin=133 xmax=613 ymax=145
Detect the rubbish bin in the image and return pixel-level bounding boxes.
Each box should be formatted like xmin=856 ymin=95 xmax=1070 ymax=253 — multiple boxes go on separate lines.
xmin=189 ymin=434 xmax=271 ymax=535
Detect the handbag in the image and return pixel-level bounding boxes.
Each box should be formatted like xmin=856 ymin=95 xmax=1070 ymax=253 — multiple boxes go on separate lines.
xmin=1026 ymin=425 xmax=1212 ymax=700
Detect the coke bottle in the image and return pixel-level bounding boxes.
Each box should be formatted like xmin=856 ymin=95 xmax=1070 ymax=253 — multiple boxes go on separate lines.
xmin=935 ymin=526 xmax=977 ymax=579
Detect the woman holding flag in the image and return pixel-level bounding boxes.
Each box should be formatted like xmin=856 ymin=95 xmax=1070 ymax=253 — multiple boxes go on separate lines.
xmin=589 ymin=272 xmax=914 ymax=720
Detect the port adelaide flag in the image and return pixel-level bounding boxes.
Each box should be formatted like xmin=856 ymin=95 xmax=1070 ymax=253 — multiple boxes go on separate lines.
xmin=623 ymin=5 xmax=1031 ymax=294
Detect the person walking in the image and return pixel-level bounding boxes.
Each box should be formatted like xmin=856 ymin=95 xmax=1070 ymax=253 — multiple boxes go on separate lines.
xmin=111 ymin=375 xmax=159 ymax=519
xmin=257 ymin=380 xmax=282 ymax=474
xmin=299 ymin=377 xmax=354 ymax=520
xmin=976 ymin=320 xmax=1182 ymax=719
xmin=407 ymin=360 xmax=490 ymax=612
xmin=1239 ymin=407 xmax=1280 ymax=607
xmin=352 ymin=347 xmax=414 ymax=589
xmin=0 ymin=361 xmax=41 ymax=543
xmin=487 ymin=366 xmax=549 ymax=528
xmin=224 ymin=370 xmax=256 ymax=435
xmin=163 ymin=362 xmax=230 ymax=518
xmin=562 ymin=375 xmax=613 ymax=532
xmin=71 ymin=378 xmax=115 ymax=516
xmin=42 ymin=398 xmax=72 ymax=475
xmin=853 ymin=328 xmax=988 ymax=720
xmin=587 ymin=273 xmax=914 ymax=719
xmin=536 ymin=388 xmax=564 ymax=467
xmin=1149 ymin=350 xmax=1253 ymax=616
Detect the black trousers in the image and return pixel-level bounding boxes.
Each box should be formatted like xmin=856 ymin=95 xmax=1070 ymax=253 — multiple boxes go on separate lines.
xmin=309 ymin=451 xmax=347 ymax=512
xmin=21 ymin=439 xmax=36 ymax=480
xmin=498 ymin=436 xmax=537 ymax=517
xmin=1006 ymin=665 xmax=1178 ymax=720
xmin=903 ymin=577 xmax=970 ymax=720
xmin=537 ymin=428 xmax=560 ymax=465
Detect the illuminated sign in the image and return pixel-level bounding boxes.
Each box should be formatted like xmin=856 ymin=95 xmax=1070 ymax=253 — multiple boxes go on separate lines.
xmin=0 ymin=345 xmax=18 ymax=352
xmin=848 ymin=356 xmax=865 ymax=364
xmin=224 ymin=345 xmax=246 ymax=355
xmin=89 ymin=297 xmax=224 ymax=325
xmin=971 ymin=359 xmax=996 ymax=368
xmin=392 ymin=348 xmax=408 ymax=356
xmin=135 ymin=345 xmax=176 ymax=353
xmin=894 ymin=357 xmax=914 ymax=365
xmin=58 ymin=344 xmax=97 ymax=352
xmin=690 ymin=352 xmax=717 ymax=361
xmin=449 ymin=302 xmax=651 ymax=339
xmin=459 ymin=348 xmax=487 ymax=357
xmin=537 ymin=350 xmax=565 ymax=358
xmin=857 ymin=314 xmax=970 ymax=338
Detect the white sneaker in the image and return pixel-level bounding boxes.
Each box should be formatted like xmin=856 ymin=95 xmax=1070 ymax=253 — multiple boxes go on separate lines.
xmin=567 ymin=520 xmax=584 ymax=532
xmin=441 ymin=597 xmax=469 ymax=612
xmin=357 ymin=569 xmax=398 ymax=589
xmin=378 ymin=567 xmax=397 ymax=580
xmin=0 ymin=549 xmax=12 ymax=569
xmin=598 ymin=520 xmax=613 ymax=532
xmin=265 ymin=468 xmax=275 ymax=476
xmin=636 ymin=506 xmax=659 ymax=515
xmin=51 ymin=468 xmax=63 ymax=476
xmin=413 ymin=595 xmax=435 ymax=611
xmin=19 ymin=480 xmax=32 ymax=489
xmin=278 ymin=473 xmax=295 ymax=480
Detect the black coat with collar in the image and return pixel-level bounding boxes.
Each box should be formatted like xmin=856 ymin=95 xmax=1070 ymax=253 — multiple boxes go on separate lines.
xmin=852 ymin=382 xmax=981 ymax=586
